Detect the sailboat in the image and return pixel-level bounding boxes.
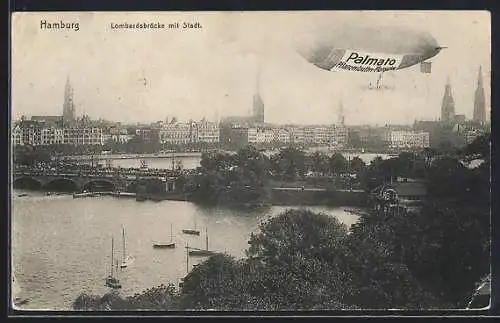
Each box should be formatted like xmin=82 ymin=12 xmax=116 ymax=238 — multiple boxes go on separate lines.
xmin=120 ymin=227 xmax=135 ymax=268
xmin=189 ymin=228 xmax=217 ymax=257
xmin=153 ymin=223 xmax=176 ymax=249
xmin=182 ymin=218 xmax=200 ymax=235
xmin=105 ymin=236 xmax=122 ymax=289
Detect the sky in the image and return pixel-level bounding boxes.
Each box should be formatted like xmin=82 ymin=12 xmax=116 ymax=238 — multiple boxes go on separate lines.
xmin=11 ymin=11 xmax=491 ymax=125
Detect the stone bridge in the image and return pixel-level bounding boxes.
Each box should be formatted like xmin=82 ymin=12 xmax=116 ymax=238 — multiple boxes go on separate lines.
xmin=12 ymin=170 xmax=179 ymax=193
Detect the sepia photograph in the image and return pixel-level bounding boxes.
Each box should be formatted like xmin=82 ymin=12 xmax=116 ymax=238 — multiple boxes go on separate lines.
xmin=10 ymin=11 xmax=491 ymax=311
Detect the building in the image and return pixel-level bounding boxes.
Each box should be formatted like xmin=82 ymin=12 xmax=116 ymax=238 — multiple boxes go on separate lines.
xmin=31 ymin=116 xmax=63 ymax=127
xmin=348 ymin=126 xmax=389 ymax=149
xmin=382 ymin=130 xmax=430 ymax=149
xmin=194 ymin=120 xmax=220 ymax=143
xmin=332 ymin=125 xmax=348 ymax=147
xmin=413 ymin=120 xmax=463 ymax=149
xmin=455 ymin=114 xmax=466 ymax=124
xmin=159 ymin=122 xmax=193 ymax=145
xmin=11 ymin=124 xmax=23 ymax=146
xmin=275 ymin=128 xmax=290 ymax=144
xmin=441 ymin=77 xmax=456 ymax=123
xmin=111 ymin=134 xmax=134 ymax=144
xmin=62 ymin=76 xmax=76 ymax=126
xmin=473 ymin=66 xmax=487 ymax=124
xmin=370 ymin=178 xmax=428 ymax=214
xmin=136 ymin=127 xmax=160 ymax=145
xmin=41 ymin=127 xmax=65 ymax=145
xmin=63 ymin=127 xmax=104 ymax=145
xmin=289 ymin=127 xmax=305 ymax=145
xmin=19 ymin=120 xmax=42 ymax=146
xmin=455 ymin=123 xmax=487 ymax=145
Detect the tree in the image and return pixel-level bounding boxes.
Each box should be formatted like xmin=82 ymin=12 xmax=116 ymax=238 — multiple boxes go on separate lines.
xmin=309 ymin=151 xmax=329 ymax=175
xmin=179 ymin=254 xmax=250 ymax=310
xmin=344 ymin=209 xmax=450 ymax=309
xmin=273 ymin=148 xmax=306 ymax=181
xmin=329 ymin=153 xmax=348 ymax=175
xmin=349 ymin=156 xmax=366 ymax=174
xmin=245 ymin=209 xmax=354 ymax=309
xmin=235 ymin=146 xmax=269 ymax=181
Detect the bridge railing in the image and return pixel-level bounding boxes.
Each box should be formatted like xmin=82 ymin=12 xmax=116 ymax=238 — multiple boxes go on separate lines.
xmin=14 ymin=168 xmax=194 ymax=178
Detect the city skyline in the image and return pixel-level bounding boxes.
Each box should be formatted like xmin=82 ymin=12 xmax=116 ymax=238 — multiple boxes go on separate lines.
xmin=12 ymin=11 xmax=491 ymax=125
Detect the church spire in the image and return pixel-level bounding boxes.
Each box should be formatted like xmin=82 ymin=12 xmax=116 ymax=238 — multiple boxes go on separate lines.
xmin=473 ymin=65 xmax=486 ymax=123
xmin=252 ymin=63 xmax=264 ymax=124
xmin=63 ymin=74 xmax=76 ymax=125
xmin=338 ymin=100 xmax=345 ymax=126
xmin=441 ymin=76 xmax=455 ymax=123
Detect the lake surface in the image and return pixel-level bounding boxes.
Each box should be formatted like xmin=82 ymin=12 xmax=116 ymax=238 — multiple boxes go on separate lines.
xmin=11 ymin=190 xmax=359 ymax=310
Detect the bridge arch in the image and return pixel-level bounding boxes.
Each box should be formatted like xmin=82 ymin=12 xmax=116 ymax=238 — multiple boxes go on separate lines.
xmin=13 ymin=177 xmax=42 ymax=190
xmin=83 ymin=180 xmax=116 ymax=192
xmin=44 ymin=178 xmax=79 ymax=192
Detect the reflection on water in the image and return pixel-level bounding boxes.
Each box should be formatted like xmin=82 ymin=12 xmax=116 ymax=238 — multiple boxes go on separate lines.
xmin=12 ymin=190 xmax=359 ymax=310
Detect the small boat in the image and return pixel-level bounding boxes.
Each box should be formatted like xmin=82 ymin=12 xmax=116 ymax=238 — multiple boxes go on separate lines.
xmin=105 ymin=236 xmax=122 ymax=289
xmin=182 ymin=218 xmax=200 ymax=235
xmin=153 ymin=223 xmax=176 ymax=249
xmin=120 ymin=227 xmax=134 ymax=268
xmin=189 ymin=248 xmax=217 ymax=257
xmin=182 ymin=229 xmax=200 ymax=235
xmin=17 ymin=193 xmax=28 ymax=197
xmin=189 ymin=228 xmax=216 ymax=257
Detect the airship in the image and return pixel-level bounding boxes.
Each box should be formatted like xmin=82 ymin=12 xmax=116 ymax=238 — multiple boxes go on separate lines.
xmin=294 ymin=24 xmax=445 ymax=76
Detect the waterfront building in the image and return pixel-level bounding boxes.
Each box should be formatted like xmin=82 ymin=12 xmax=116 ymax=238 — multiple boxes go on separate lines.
xmin=383 ymin=130 xmax=430 ymax=149
xmin=247 ymin=127 xmax=259 ymax=144
xmin=159 ymin=122 xmax=193 ymax=145
xmin=289 ymin=127 xmax=305 ymax=145
xmin=275 ymin=128 xmax=290 ymax=144
xmin=19 ymin=120 xmax=42 ymax=146
xmin=370 ymin=178 xmax=428 ymax=215
xmin=41 ymin=127 xmax=65 ymax=145
xmin=111 ymin=134 xmax=134 ymax=144
xmin=348 ymin=126 xmax=389 ymax=149
xmin=193 ymin=120 xmax=220 ymax=143
xmin=441 ymin=76 xmax=456 ymax=123
xmin=11 ymin=124 xmax=23 ymax=146
xmin=332 ymin=125 xmax=348 ymax=147
xmin=256 ymin=128 xmax=267 ymax=144
xmin=473 ymin=66 xmax=487 ymax=124
xmin=63 ymin=127 xmax=104 ymax=145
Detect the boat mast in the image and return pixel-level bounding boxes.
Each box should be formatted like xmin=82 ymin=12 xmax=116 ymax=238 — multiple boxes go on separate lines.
xmin=170 ymin=223 xmax=173 ymax=242
xmin=122 ymin=227 xmax=126 ymax=263
xmin=111 ymin=236 xmax=114 ymax=276
xmin=205 ymin=228 xmax=209 ymax=251
xmin=186 ymin=243 xmax=189 ymax=274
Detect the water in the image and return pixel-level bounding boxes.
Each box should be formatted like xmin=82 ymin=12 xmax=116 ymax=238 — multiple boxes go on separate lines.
xmin=11 ymin=190 xmax=359 ymax=310
xmin=88 ymin=152 xmax=389 ymax=170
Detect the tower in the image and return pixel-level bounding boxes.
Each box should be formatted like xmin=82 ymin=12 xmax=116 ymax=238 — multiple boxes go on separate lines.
xmin=252 ymin=65 xmax=264 ymax=124
xmin=63 ymin=75 xmax=76 ymax=125
xmin=441 ymin=76 xmax=456 ymax=123
xmin=473 ymin=66 xmax=486 ymax=124
xmin=338 ymin=100 xmax=345 ymax=126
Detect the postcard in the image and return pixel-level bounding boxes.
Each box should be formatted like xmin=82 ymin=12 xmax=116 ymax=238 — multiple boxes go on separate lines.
xmin=10 ymin=11 xmax=491 ymax=312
